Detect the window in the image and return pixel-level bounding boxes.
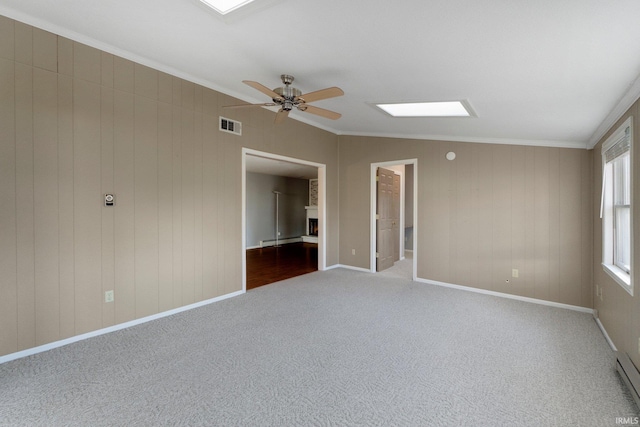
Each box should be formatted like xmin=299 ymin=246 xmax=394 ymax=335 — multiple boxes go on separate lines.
xmin=601 ymin=117 xmax=633 ymax=294
xmin=375 ymin=101 xmax=475 ymax=117
xmin=198 ymin=0 xmax=255 ymax=15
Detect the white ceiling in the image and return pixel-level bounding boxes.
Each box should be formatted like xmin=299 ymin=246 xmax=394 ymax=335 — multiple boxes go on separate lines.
xmin=246 ymin=154 xmax=317 ymax=180
xmin=4 ymin=0 xmax=640 ymax=149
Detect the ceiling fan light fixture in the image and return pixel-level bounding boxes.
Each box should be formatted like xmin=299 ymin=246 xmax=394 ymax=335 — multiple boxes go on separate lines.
xmin=227 ymin=75 xmax=343 ymax=122
xmin=198 ymin=0 xmax=256 ymax=15
xmin=376 ymin=101 xmax=474 ymax=118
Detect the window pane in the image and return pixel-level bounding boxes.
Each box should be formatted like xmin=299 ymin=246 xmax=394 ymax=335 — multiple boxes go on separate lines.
xmin=615 ymin=205 xmax=631 ymax=273
xmin=613 ymin=153 xmax=630 ymax=205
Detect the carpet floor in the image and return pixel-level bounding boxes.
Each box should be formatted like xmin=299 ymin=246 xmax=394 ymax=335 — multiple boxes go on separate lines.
xmin=1 ymin=268 xmax=638 ymax=426
xmin=378 ymin=252 xmax=413 ymax=280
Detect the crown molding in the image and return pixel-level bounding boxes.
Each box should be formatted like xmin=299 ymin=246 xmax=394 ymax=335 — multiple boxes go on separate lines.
xmin=280 ymin=111 xmax=342 ymax=135
xmin=0 ymin=5 xmax=343 ymax=136
xmin=338 ymin=131 xmax=588 ymax=150
xmin=0 ymin=6 xmax=611 ymax=151
xmin=0 ymin=7 xmax=282 ymax=107
xmin=588 ymin=73 xmax=640 ymax=149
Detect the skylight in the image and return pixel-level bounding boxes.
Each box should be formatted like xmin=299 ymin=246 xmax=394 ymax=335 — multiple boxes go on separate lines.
xmin=376 ymin=101 xmax=474 ymax=117
xmin=199 ymin=0 xmax=256 ymax=15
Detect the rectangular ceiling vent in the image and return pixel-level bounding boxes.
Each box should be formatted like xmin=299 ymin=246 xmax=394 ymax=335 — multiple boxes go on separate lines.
xmin=219 ymin=116 xmax=242 ymax=136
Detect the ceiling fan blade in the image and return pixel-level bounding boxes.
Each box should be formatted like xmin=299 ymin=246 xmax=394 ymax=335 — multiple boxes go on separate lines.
xmin=223 ymin=102 xmax=276 ymax=108
xmin=297 ymin=104 xmax=342 ymax=120
xmin=274 ymin=109 xmax=289 ymax=124
xmin=243 ymin=80 xmax=283 ymax=101
xmin=296 ymin=87 xmax=344 ymax=103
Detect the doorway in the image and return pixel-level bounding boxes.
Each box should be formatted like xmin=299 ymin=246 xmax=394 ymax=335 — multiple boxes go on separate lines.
xmin=242 ymin=148 xmax=327 ymax=291
xmin=370 ymin=159 xmax=418 ymax=279
xmin=245 ymin=242 xmax=318 ymax=289
xmin=376 ymin=167 xmax=398 ymax=272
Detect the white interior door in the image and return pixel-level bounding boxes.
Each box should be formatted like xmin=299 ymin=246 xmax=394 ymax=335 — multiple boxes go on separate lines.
xmin=377 ymin=167 xmax=395 ymax=272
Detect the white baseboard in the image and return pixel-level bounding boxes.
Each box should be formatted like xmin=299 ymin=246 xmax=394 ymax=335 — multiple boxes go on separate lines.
xmin=415 ymin=277 xmax=595 ymax=315
xmin=325 ymin=264 xmax=372 ymax=273
xmin=259 ymin=237 xmax=302 ymax=247
xmin=0 ymin=290 xmax=245 ymax=365
xmin=595 ymin=317 xmax=618 ymax=351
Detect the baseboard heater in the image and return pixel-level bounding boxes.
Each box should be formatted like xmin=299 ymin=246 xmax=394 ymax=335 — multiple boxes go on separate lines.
xmin=616 ymin=352 xmax=640 ymax=409
xmin=259 ymin=237 xmax=302 ymax=248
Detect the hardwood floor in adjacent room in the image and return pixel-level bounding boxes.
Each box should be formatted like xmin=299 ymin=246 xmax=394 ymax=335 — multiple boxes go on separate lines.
xmin=246 ymin=242 xmax=318 ymax=290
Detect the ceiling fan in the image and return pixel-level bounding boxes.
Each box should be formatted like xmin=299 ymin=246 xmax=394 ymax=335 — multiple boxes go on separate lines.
xmin=225 ymin=74 xmax=344 ymax=124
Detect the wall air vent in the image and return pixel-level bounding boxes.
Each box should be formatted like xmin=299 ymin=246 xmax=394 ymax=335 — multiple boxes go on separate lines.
xmin=219 ymin=116 xmax=242 ymax=136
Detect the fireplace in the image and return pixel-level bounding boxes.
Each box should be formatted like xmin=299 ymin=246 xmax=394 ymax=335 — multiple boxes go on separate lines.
xmin=303 ymin=205 xmax=318 ymax=243
xmin=309 ymin=218 xmax=318 ymax=236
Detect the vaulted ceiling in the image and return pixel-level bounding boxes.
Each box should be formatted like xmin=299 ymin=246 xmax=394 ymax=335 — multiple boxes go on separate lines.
xmin=3 ymin=0 xmax=640 ymax=149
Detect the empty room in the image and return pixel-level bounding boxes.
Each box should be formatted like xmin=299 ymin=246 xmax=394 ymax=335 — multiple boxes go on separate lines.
xmin=1 ymin=1 xmax=640 ymax=425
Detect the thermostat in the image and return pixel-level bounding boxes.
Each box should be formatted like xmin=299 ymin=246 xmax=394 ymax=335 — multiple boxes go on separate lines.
xmin=105 ymin=194 xmax=115 ymax=207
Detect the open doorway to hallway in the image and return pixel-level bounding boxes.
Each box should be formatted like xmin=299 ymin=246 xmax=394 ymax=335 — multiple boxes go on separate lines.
xmin=370 ymin=159 xmax=418 ymax=280
xmin=242 ymin=149 xmax=327 ymax=291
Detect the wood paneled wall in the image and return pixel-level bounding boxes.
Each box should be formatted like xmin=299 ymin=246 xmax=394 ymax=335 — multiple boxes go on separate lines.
xmin=592 ymin=100 xmax=640 ymax=368
xmin=0 ymin=12 xmax=606 ymax=359
xmin=0 ymin=16 xmax=339 ymax=357
xmin=338 ymin=136 xmax=593 ymax=308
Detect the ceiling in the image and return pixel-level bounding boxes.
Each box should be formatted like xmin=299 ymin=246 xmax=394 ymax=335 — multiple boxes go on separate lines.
xmin=4 ymin=0 xmax=640 ymax=149
xmin=246 ymin=154 xmax=317 ymax=180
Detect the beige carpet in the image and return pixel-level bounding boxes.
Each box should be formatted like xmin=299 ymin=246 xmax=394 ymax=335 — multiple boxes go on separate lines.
xmin=378 ymin=251 xmax=414 ymax=280
xmin=0 ymin=267 xmax=637 ymax=426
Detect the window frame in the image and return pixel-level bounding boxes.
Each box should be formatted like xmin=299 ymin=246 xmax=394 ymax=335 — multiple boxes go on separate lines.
xmin=601 ymin=117 xmax=633 ymax=295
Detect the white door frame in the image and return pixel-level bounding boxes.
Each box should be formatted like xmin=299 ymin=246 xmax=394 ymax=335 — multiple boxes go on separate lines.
xmin=370 ymin=158 xmax=418 ymax=279
xmin=242 ymin=148 xmax=327 ymax=292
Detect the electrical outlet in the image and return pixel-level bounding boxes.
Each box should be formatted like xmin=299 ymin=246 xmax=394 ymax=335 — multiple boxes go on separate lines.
xmin=105 ymin=290 xmax=114 ymax=303
xmin=352 ymin=249 xmax=356 ymax=255
xmin=512 ymin=269 xmax=519 ymax=278
xmin=600 ymin=287 xmax=603 ymax=302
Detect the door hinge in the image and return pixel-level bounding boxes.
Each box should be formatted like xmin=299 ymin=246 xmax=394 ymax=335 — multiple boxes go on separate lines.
xmin=375 ymin=214 xmax=380 ymax=220
xmin=375 ymin=252 xmax=380 ymax=258
xmin=376 ymin=176 xmax=379 ymax=182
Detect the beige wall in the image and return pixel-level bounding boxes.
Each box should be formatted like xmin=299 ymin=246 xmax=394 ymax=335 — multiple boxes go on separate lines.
xmin=338 ymin=136 xmax=593 ymax=308
xmin=4 ymin=12 xmax=635 ymax=363
xmin=0 ymin=16 xmax=339 ymax=357
xmin=592 ymin=100 xmax=640 ymax=368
